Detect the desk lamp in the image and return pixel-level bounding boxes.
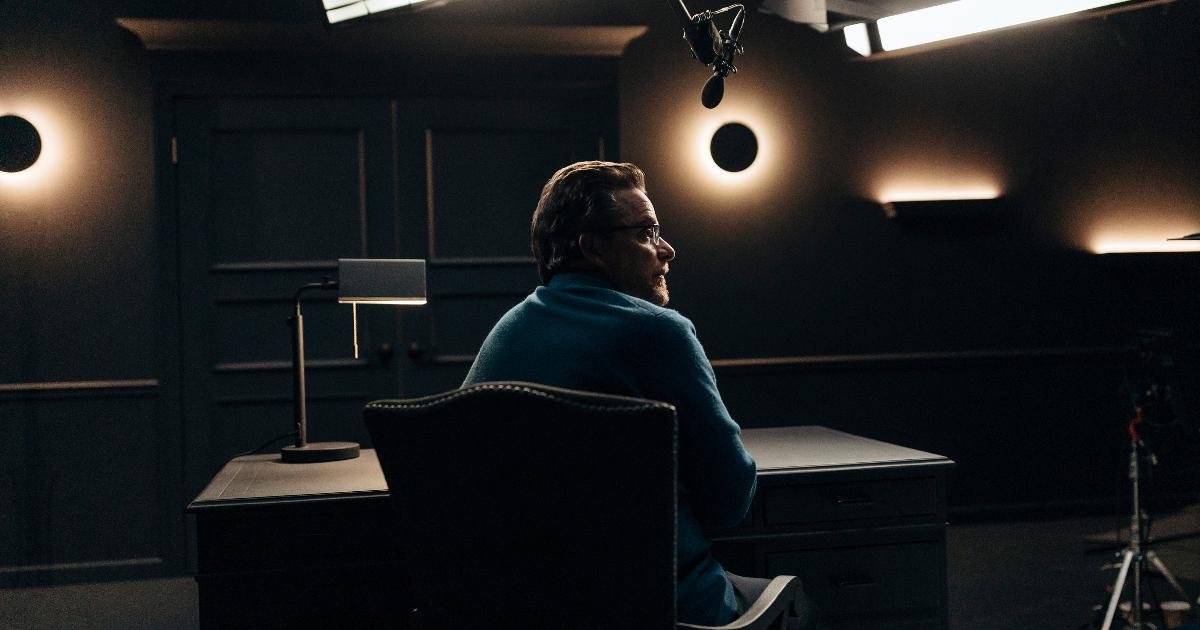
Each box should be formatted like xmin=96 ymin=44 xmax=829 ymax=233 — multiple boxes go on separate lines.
xmin=283 ymin=258 xmax=426 ymax=463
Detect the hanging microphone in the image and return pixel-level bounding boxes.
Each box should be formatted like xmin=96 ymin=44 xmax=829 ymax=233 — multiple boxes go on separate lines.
xmin=668 ymin=1 xmax=746 ymax=109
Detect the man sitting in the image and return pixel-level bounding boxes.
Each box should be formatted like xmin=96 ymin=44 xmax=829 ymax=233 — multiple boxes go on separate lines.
xmin=463 ymin=161 xmax=816 ymax=629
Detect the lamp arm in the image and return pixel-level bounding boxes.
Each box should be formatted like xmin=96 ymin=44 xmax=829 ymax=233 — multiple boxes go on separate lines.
xmin=289 ymin=279 xmax=339 ymax=449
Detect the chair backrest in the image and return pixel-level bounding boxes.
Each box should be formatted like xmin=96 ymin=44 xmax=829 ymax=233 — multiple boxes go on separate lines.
xmin=364 ymin=381 xmax=679 ymax=630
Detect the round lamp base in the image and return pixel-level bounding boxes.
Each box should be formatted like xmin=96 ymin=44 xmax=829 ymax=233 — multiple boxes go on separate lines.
xmin=281 ymin=441 xmax=360 ymax=463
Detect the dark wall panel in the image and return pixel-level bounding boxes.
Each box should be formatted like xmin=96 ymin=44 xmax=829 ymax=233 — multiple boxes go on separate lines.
xmin=211 ymin=130 xmax=366 ymax=263
xmin=430 ymin=129 xmax=572 ymax=259
xmin=715 ymin=354 xmax=1133 ymax=512
xmin=0 ymin=392 xmax=165 ymax=587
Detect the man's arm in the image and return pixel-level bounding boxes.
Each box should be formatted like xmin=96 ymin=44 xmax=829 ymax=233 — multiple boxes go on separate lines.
xmin=645 ymin=314 xmax=756 ymax=528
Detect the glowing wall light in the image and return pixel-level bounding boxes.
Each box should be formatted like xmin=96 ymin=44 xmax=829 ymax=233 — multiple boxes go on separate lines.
xmin=878 ymin=187 xmax=1000 ymax=204
xmin=1088 ymin=211 xmax=1200 ymax=251
xmin=0 ymin=115 xmax=41 ymax=173
xmin=0 ymin=105 xmax=70 ymax=196
xmin=1090 ymin=231 xmax=1200 ymax=253
xmin=637 ymin=42 xmax=808 ymax=214
xmin=691 ymin=111 xmax=778 ymax=191
xmin=709 ymin=122 xmax=758 ymax=173
xmin=876 ymin=0 xmax=1128 ymax=52
xmin=1091 ymin=238 xmax=1200 ymax=253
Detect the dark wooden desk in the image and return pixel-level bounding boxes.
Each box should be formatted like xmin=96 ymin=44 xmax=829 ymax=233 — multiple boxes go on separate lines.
xmin=188 ymin=427 xmax=953 ymax=630
xmin=710 ymin=427 xmax=954 ymax=630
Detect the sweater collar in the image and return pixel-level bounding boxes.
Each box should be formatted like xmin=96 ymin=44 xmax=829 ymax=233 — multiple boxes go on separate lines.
xmin=547 ymin=272 xmax=618 ymax=292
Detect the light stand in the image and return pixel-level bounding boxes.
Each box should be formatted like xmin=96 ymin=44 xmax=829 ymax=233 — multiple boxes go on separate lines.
xmin=1099 ymin=407 xmax=1191 ymax=630
xmin=280 ymin=259 xmax=427 ymax=464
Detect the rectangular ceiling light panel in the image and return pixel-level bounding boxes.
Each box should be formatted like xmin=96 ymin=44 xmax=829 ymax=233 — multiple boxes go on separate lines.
xmin=843 ymin=22 xmax=872 ymax=55
xmin=877 ymin=0 xmax=1126 ymax=51
xmin=325 ymin=0 xmax=426 ymax=24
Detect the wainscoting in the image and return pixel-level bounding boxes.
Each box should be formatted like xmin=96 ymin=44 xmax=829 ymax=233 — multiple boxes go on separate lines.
xmin=0 ymin=380 xmax=177 ymax=588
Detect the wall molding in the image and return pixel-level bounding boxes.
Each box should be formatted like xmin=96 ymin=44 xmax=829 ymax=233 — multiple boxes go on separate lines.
xmin=0 ymin=556 xmax=164 ymax=575
xmin=116 ymin=19 xmax=648 ymax=58
xmin=0 ymin=380 xmax=160 ymax=401
xmin=710 ymin=346 xmax=1134 ymax=373
xmin=211 ymin=261 xmax=338 ymax=273
xmin=0 ymin=379 xmax=159 ymax=392
xmin=428 ymin=257 xmax=536 ymax=267
xmin=423 ymin=346 xmax=1136 ymax=372
xmin=212 ymin=358 xmax=367 ymax=373
xmin=0 ymin=557 xmax=167 ymax=588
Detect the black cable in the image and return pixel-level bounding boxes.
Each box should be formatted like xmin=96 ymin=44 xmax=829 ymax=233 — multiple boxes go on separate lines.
xmin=235 ymin=432 xmax=297 ymax=458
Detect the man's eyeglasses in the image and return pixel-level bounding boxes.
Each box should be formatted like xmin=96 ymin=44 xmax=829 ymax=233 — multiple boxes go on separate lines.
xmin=603 ymin=223 xmax=661 ymax=245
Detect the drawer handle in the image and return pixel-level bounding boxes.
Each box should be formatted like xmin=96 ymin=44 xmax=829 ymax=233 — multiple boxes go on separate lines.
xmin=833 ymin=496 xmax=876 ymax=505
xmin=835 ymin=577 xmax=878 ymax=589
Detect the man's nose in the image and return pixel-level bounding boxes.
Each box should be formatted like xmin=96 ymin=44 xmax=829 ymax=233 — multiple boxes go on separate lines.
xmin=658 ymin=238 xmax=676 ymax=261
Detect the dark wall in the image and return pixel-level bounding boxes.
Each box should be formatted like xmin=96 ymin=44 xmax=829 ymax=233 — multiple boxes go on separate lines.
xmin=620 ymin=2 xmax=1200 ymax=514
xmin=0 ymin=3 xmax=155 ymax=385
xmin=0 ymin=1 xmax=167 ymax=587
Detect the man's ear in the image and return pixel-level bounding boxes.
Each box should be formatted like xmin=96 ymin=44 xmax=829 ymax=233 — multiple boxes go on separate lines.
xmin=577 ymin=232 xmax=608 ymax=271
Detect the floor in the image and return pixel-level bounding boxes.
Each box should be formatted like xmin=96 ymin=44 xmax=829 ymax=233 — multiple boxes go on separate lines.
xmin=947 ymin=507 xmax=1200 ymax=630
xmin=1 ymin=509 xmax=1198 ymax=630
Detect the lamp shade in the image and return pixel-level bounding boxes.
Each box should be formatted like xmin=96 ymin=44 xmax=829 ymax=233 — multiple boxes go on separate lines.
xmin=337 ymin=259 xmax=427 ymax=304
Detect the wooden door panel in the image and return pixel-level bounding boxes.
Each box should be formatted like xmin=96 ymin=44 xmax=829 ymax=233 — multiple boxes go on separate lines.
xmin=428 ymin=129 xmax=572 ymax=260
xmin=428 ymin=295 xmax=530 ymax=359
xmin=396 ymin=97 xmax=611 ymax=379
xmin=176 ymin=97 xmax=398 ymax=497
xmin=210 ymin=129 xmax=366 ymax=262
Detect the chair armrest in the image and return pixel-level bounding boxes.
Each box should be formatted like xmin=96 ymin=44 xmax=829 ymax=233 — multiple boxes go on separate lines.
xmin=677 ymin=575 xmax=799 ymax=630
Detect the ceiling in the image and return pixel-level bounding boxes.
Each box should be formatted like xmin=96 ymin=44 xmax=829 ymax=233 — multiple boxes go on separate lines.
xmin=300 ymin=0 xmax=959 ymax=27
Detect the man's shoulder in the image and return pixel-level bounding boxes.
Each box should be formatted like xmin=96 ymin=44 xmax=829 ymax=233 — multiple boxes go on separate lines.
xmin=625 ymin=298 xmax=694 ymax=330
xmin=542 ymin=274 xmax=695 ymax=332
xmin=579 ymin=286 xmax=695 ymax=336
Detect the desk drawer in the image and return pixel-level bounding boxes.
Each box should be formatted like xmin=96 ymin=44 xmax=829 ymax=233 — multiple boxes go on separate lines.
xmin=195 ymin=500 xmax=402 ymax=574
xmin=764 ymin=477 xmax=936 ymax=526
xmin=766 ymin=541 xmax=941 ymax=621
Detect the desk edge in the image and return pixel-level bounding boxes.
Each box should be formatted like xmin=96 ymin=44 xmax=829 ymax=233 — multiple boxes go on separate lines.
xmin=187 ymin=489 xmax=391 ymax=513
xmin=756 ymin=457 xmax=955 ymax=476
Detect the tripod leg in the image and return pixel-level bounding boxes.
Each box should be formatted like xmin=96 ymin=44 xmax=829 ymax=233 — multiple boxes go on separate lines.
xmin=1146 ymin=550 xmax=1190 ymax=601
xmin=1102 ymin=549 xmax=1135 ymax=630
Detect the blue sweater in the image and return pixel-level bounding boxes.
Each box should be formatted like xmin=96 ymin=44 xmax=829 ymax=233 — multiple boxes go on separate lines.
xmin=463 ymin=272 xmax=757 ymax=626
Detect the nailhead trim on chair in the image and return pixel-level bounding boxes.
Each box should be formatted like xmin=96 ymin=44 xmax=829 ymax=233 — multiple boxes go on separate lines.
xmin=366 ymin=382 xmax=675 ymax=415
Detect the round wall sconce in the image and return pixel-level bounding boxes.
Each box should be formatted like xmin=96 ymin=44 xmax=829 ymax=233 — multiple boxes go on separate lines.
xmin=709 ymin=122 xmax=757 ymax=172
xmin=0 ymin=115 xmax=43 ymax=173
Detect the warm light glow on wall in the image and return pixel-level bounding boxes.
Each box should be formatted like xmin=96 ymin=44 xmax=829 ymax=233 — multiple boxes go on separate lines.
xmin=1091 ymin=237 xmax=1200 ymax=254
xmin=690 ymin=108 xmax=777 ymax=192
xmin=622 ymin=30 xmax=811 ymax=219
xmin=1069 ymin=162 xmax=1200 ymax=253
xmin=1089 ymin=217 xmax=1200 ymax=253
xmin=865 ymin=140 xmax=1006 ymax=207
xmin=0 ymin=102 xmax=71 ymax=202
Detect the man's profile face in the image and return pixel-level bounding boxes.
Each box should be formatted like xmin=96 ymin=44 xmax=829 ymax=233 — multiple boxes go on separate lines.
xmin=598 ymin=188 xmax=676 ymax=307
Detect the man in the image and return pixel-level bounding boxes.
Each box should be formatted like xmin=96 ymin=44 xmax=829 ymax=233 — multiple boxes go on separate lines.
xmin=463 ymin=161 xmax=814 ymax=628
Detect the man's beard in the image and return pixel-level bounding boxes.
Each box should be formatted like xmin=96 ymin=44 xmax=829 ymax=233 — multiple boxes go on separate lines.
xmin=648 ymin=276 xmax=669 ymax=307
